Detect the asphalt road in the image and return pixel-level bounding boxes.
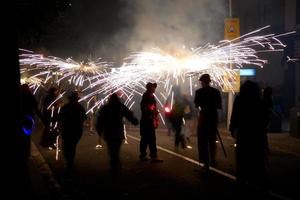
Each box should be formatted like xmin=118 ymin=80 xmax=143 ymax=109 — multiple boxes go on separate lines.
xmin=31 ymin=124 xmax=300 ymax=200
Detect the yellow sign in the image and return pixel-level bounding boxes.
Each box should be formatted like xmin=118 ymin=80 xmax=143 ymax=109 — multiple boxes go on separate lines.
xmin=224 ymin=18 xmax=240 ymax=40
xmin=223 ymin=70 xmax=240 ymax=93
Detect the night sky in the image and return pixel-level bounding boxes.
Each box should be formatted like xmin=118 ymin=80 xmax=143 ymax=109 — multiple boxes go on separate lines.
xmin=17 ymin=0 xmax=227 ymax=63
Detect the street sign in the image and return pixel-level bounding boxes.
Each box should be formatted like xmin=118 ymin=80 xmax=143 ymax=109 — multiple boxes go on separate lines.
xmin=224 ymin=18 xmax=240 ymax=92
xmin=224 ymin=18 xmax=240 ymax=40
xmin=239 ymin=68 xmax=256 ymax=76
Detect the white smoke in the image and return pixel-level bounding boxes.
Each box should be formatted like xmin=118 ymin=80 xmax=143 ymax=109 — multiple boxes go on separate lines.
xmin=125 ymin=0 xmax=227 ymax=52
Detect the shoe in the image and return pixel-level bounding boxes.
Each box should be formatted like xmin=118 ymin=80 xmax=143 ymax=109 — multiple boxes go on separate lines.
xmin=150 ymin=158 xmax=163 ymax=163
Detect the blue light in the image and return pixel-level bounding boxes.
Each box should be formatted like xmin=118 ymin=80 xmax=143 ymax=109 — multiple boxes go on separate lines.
xmin=240 ymin=68 xmax=256 ymax=76
xmin=22 ymin=115 xmax=35 ymax=135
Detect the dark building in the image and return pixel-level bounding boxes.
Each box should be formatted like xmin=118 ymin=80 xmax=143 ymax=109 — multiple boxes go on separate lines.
xmin=231 ymin=0 xmax=299 ymax=119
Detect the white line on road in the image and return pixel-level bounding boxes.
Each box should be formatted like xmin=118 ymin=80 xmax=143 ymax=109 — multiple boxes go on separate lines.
xmin=127 ymin=134 xmax=291 ymax=200
xmin=127 ymin=134 xmax=236 ymax=180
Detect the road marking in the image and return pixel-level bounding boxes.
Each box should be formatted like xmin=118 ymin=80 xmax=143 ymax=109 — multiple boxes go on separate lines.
xmin=127 ymin=134 xmax=235 ymax=180
xmin=127 ymin=134 xmax=291 ymax=200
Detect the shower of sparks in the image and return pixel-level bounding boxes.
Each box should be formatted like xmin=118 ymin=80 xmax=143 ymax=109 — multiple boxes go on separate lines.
xmin=20 ymin=76 xmax=44 ymax=94
xmin=19 ymin=26 xmax=295 ymax=115
xmin=19 ymin=52 xmax=112 ymax=90
xmin=55 ymin=135 xmax=59 ymax=161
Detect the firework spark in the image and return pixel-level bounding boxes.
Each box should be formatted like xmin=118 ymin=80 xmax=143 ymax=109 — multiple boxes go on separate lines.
xmin=19 ymin=26 xmax=295 ymax=114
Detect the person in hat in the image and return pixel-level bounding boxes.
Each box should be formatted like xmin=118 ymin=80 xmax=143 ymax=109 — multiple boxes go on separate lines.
xmin=59 ymin=91 xmax=87 ymax=173
xmin=139 ymin=82 xmax=163 ymax=162
xmin=194 ymin=74 xmax=222 ymax=170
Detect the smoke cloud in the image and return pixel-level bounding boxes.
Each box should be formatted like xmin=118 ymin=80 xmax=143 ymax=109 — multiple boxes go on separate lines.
xmin=124 ymin=0 xmax=227 ymax=52
xmin=42 ymin=0 xmax=228 ymax=63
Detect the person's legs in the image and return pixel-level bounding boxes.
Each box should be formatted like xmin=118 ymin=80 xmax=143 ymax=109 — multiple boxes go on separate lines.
xmin=208 ymin=133 xmax=217 ymax=165
xmin=197 ymin=136 xmax=209 ymax=166
xmin=63 ymin=140 xmax=76 ymax=172
xmin=148 ymin=129 xmax=158 ymax=158
xmin=139 ymin=135 xmax=148 ymax=160
xmin=107 ymin=140 xmax=122 ymax=168
xmin=197 ymin=124 xmax=209 ymax=168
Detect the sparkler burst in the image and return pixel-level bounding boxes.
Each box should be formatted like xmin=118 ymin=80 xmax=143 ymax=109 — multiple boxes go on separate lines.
xmin=19 ymin=26 xmax=295 ymax=115
xmin=19 ymin=52 xmax=112 ymax=89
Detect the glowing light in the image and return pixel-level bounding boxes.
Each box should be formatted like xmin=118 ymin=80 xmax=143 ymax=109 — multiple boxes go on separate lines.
xmin=22 ymin=115 xmax=35 ymax=135
xmin=55 ymin=135 xmax=59 ymax=160
xmin=124 ymin=124 xmax=128 ymax=144
xmin=164 ymin=106 xmax=171 ymax=113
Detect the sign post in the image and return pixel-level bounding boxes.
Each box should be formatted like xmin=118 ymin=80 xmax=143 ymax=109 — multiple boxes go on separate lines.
xmin=224 ymin=11 xmax=240 ymax=128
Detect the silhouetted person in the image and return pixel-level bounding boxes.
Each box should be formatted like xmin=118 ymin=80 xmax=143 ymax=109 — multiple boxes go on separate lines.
xmin=168 ymin=87 xmax=191 ymax=149
xmin=96 ymin=93 xmax=138 ymax=171
xmin=229 ymin=80 xmax=269 ymax=195
xmin=262 ymin=86 xmax=276 ymax=132
xmin=140 ymin=82 xmax=163 ymax=162
xmin=262 ymin=87 xmax=273 ymax=111
xmin=59 ymin=91 xmax=87 ymax=173
xmin=164 ymin=100 xmax=173 ymax=136
xmin=194 ymin=74 xmax=222 ymax=169
xmin=40 ymin=87 xmax=61 ymax=149
xmin=20 ymin=83 xmax=44 ymax=160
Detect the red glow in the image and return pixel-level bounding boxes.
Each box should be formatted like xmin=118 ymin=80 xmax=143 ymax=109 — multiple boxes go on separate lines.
xmin=164 ymin=106 xmax=171 ymax=113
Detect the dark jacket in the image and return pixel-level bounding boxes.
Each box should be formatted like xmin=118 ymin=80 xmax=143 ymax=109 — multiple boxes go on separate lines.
xmin=59 ymin=102 xmax=87 ymax=137
xmin=96 ymin=94 xmax=138 ymax=141
xmin=194 ymin=86 xmax=222 ymax=124
xmin=140 ymin=91 xmax=158 ymax=129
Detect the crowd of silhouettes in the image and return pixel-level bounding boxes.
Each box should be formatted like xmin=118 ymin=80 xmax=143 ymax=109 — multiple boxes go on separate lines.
xmin=20 ymin=76 xmax=272 ymax=194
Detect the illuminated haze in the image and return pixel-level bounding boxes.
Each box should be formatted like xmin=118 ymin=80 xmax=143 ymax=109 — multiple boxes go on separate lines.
xmin=124 ymin=0 xmax=227 ymax=53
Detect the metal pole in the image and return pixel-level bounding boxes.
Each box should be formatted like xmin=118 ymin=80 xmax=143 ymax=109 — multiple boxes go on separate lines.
xmin=227 ymin=0 xmax=234 ymax=129
xmin=229 ymin=0 xmax=232 ymax=17
xmin=216 ymin=130 xmax=227 ymax=158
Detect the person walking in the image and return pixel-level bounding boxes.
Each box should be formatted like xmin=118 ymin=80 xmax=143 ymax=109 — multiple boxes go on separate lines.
xmin=96 ymin=93 xmax=138 ymax=171
xmin=59 ymin=91 xmax=87 ymax=173
xmin=40 ymin=87 xmax=61 ymax=150
xmin=168 ymin=87 xmax=191 ymax=149
xmin=194 ymin=74 xmax=222 ymax=169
